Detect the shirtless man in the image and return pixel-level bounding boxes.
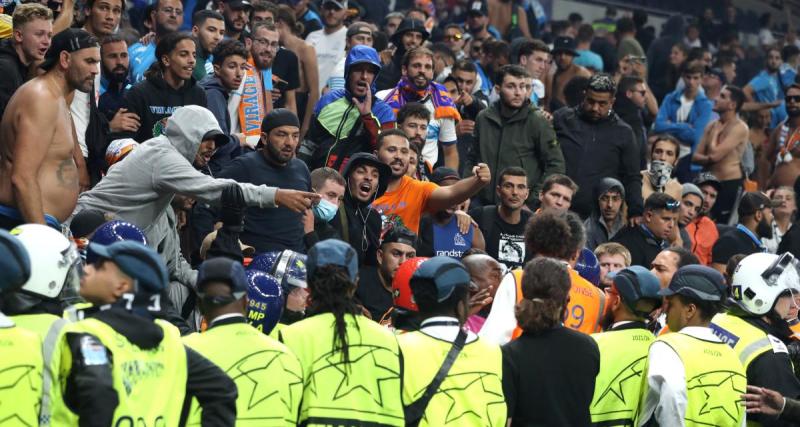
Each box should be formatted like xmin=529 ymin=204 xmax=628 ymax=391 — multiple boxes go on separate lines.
xmin=487 ymin=0 xmax=530 ymax=40
xmin=693 ymin=85 xmax=748 ymax=223
xmin=760 ymin=84 xmax=800 ymax=188
xmin=546 ymin=36 xmax=591 ymax=111
xmin=0 ymin=28 xmax=98 ymax=229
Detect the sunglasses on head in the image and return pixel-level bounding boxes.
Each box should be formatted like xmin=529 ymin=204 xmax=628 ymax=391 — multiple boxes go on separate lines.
xmin=445 ymin=33 xmax=463 ymax=41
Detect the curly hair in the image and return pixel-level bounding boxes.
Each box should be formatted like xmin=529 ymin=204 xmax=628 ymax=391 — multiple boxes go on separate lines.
xmin=307 ymin=265 xmax=360 ymax=364
xmin=525 ymin=211 xmax=571 ymax=259
xmin=515 ymin=258 xmax=571 ymax=333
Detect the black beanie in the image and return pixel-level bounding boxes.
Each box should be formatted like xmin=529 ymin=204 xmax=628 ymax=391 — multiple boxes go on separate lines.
xmin=261 ymin=108 xmax=300 ymax=134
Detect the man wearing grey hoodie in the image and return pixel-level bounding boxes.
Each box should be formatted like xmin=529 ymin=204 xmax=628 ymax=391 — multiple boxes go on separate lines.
xmin=71 ymin=105 xmax=319 ymax=295
xmin=584 ymin=177 xmax=626 ymax=250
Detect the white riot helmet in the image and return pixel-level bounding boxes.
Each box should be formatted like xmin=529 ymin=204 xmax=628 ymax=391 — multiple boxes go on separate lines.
xmin=10 ymin=224 xmax=82 ymax=301
xmin=731 ymin=252 xmax=800 ymax=316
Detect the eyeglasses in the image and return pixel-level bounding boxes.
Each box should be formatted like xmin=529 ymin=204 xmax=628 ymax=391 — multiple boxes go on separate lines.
xmin=786 ymin=95 xmax=800 ymax=103
xmin=444 ymin=33 xmax=463 ymax=41
xmin=253 ymin=38 xmax=279 ymax=49
xmin=158 ymin=6 xmax=182 ymax=15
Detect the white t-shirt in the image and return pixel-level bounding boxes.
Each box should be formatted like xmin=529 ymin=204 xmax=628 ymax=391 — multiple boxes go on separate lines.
xmin=376 ymin=88 xmax=457 ymax=166
xmin=306 ymin=26 xmax=347 ymax=90
xmin=676 ymin=95 xmax=695 ymax=158
xmin=69 ymin=73 xmax=101 ymax=157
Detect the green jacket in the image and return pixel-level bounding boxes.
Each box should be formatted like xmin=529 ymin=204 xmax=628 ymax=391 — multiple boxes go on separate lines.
xmin=467 ymin=101 xmax=565 ymax=207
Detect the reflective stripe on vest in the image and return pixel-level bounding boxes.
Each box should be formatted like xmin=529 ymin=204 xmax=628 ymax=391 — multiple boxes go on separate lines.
xmin=52 ymin=318 xmax=188 ymax=426
xmin=280 ymin=313 xmax=404 ymax=426
xmin=397 ymin=331 xmax=506 ymax=426
xmin=590 ymin=328 xmax=654 ymax=426
xmin=710 ymin=312 xmax=774 ymax=369
xmin=0 ymin=325 xmax=44 ymax=426
xmin=654 ymin=332 xmax=747 ymax=426
xmin=183 ymin=322 xmax=303 ymax=426
xmin=511 ymin=267 xmax=606 ymax=339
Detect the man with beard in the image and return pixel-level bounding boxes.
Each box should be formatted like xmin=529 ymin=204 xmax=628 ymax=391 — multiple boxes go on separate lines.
xmin=470 ymin=65 xmax=564 ymax=208
xmin=214 ymin=109 xmax=311 ymax=253
xmin=546 ymin=36 xmax=590 ymax=111
xmin=199 ymin=39 xmax=247 ymax=174
xmin=469 ymin=167 xmax=533 ymax=270
xmin=375 ymin=18 xmax=428 ymax=91
xmin=693 ymin=85 xmax=748 ymax=223
xmin=305 ymin=0 xmax=347 ymax=91
xmin=614 ymin=76 xmax=648 ymax=168
xmin=217 ymin=0 xmax=250 ymax=42
xmin=612 ymin=193 xmax=679 ymax=268
xmin=0 ymin=4 xmax=52 ymax=119
xmin=686 ymin=172 xmax=721 ymax=265
xmin=356 ymin=225 xmax=417 ymax=321
xmin=464 ymin=0 xmax=499 ymax=42
xmin=236 ymin=22 xmax=299 ymax=146
xmin=128 ymin=0 xmax=183 ymax=83
xmin=98 ymin=34 xmax=139 ymax=133
xmin=744 ymin=46 xmax=789 ymax=130
xmin=555 ymin=73 xmax=643 ymax=221
xmin=474 ymin=39 xmax=509 ymax=96
xmin=371 ymin=129 xmax=490 ymax=234
xmin=191 ymin=10 xmax=225 ymax=81
xmin=584 ymin=177 xmax=625 ymax=250
xmin=589 ymin=266 xmax=661 ymax=426
xmin=119 ymin=32 xmax=207 ymax=142
xmin=760 ymin=84 xmax=800 ymax=188
xmin=379 ymin=47 xmax=461 ymax=170
xmin=0 ymin=28 xmax=96 ymax=229
xmin=334 ymin=152 xmax=390 ymax=266
xmin=301 ymin=45 xmax=395 ymax=171
xmin=711 ymin=192 xmax=780 ymax=274
xmin=417 ymin=167 xmax=485 ymax=258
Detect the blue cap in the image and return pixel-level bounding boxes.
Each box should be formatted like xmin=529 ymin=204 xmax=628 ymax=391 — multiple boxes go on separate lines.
xmin=88 ymin=241 xmax=167 ymax=294
xmin=197 ymin=257 xmax=248 ymax=295
xmin=307 ymin=239 xmax=358 ymax=282
xmin=0 ymin=229 xmax=31 ymax=293
xmin=659 ymin=265 xmax=727 ymax=301
xmin=608 ymin=266 xmax=661 ymax=315
xmin=411 ymin=257 xmax=471 ymax=302
xmin=575 ymin=248 xmax=601 ymax=286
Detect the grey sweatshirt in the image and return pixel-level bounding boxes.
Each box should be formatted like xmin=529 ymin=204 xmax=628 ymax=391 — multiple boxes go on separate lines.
xmin=73 ymin=105 xmax=277 ymax=257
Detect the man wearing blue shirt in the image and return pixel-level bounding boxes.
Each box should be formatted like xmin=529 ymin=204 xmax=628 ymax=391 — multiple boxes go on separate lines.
xmin=744 ymin=46 xmax=790 ymax=130
xmin=654 ymin=60 xmax=713 ymax=182
xmin=128 ymin=0 xmax=183 ymax=83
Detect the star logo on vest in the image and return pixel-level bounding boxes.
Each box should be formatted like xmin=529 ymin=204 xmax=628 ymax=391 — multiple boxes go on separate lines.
xmin=0 ymin=364 xmax=41 ymax=425
xmin=593 ymin=356 xmax=647 ymax=406
xmin=435 ymin=371 xmax=505 ymax=425
xmin=224 ymin=349 xmax=303 ymax=417
xmin=687 ymin=370 xmax=746 ymax=423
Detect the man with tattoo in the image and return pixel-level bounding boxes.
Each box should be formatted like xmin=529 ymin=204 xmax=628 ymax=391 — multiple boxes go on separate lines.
xmin=0 ymin=28 xmax=97 ymax=230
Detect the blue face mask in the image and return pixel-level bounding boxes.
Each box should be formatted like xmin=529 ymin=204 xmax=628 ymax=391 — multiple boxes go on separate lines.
xmin=313 ymin=198 xmax=338 ymax=222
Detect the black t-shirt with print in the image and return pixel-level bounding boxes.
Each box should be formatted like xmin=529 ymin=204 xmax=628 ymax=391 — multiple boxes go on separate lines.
xmin=469 ymin=205 xmax=532 ymax=270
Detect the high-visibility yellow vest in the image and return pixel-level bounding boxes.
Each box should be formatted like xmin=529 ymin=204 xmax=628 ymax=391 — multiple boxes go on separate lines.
xmin=590 ymin=327 xmax=654 ymax=426
xmin=652 ymin=331 xmax=747 ymax=426
xmin=280 ymin=313 xmax=404 ymax=426
xmin=12 ymin=312 xmax=69 ymax=427
xmin=711 ymin=312 xmax=776 ymax=370
xmin=52 ymin=318 xmax=187 ymax=427
xmin=183 ymin=321 xmax=303 ymax=426
xmin=0 ymin=321 xmax=44 ymax=426
xmin=397 ymin=330 xmax=506 ymax=426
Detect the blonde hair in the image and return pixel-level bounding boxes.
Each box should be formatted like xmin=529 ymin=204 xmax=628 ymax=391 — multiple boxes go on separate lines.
xmin=594 ymin=242 xmax=632 ymax=267
xmin=12 ymin=3 xmax=52 ymax=30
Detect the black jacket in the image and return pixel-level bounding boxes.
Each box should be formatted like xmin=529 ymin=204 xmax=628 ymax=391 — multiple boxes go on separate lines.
xmin=554 ymin=107 xmax=644 ymax=219
xmin=199 ymin=76 xmax=242 ymax=175
xmin=62 ymin=308 xmax=237 ymax=427
xmin=646 ymin=16 xmax=685 ymax=102
xmin=375 ymin=49 xmax=404 ymax=92
xmin=614 ymin=95 xmax=648 ymax=169
xmin=118 ymin=72 xmax=207 ymax=142
xmin=0 ymin=39 xmax=28 ymax=120
xmin=611 ymin=225 xmax=664 ymax=268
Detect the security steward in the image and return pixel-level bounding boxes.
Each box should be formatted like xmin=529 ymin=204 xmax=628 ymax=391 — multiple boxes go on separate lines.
xmin=710 ymin=252 xmax=800 ymax=427
xmin=590 ymin=266 xmax=662 ymax=426
xmin=0 ymin=229 xmax=44 ymax=426
xmin=49 ymin=241 xmax=238 ymax=426
xmin=639 ymin=265 xmax=747 ymax=426
xmin=184 ymin=257 xmax=303 ymax=425
xmin=398 ymin=256 xmax=506 ymax=426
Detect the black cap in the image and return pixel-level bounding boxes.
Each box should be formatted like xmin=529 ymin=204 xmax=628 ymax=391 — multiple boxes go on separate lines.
xmin=466 ymin=0 xmax=488 ymax=16
xmin=705 ymin=67 xmax=726 ymax=84
xmin=69 ymin=209 xmax=107 ymax=239
xmin=431 ymin=167 xmax=460 ymax=185
xmin=381 ymin=224 xmax=417 ymax=248
xmin=659 ymin=265 xmax=727 ymax=302
xmin=693 ymin=172 xmax=721 ymax=192
xmin=261 ymin=108 xmax=300 ymax=134
xmin=390 ymin=18 xmax=429 ymax=47
xmin=223 ymin=0 xmax=252 ymax=10
xmin=197 ymin=257 xmax=248 ymax=295
xmin=202 ymin=129 xmax=229 ymax=147
xmin=738 ymin=192 xmax=781 ymax=217
xmin=40 ymin=28 xmax=99 ymax=70
xmin=552 ymin=36 xmax=578 ymax=56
